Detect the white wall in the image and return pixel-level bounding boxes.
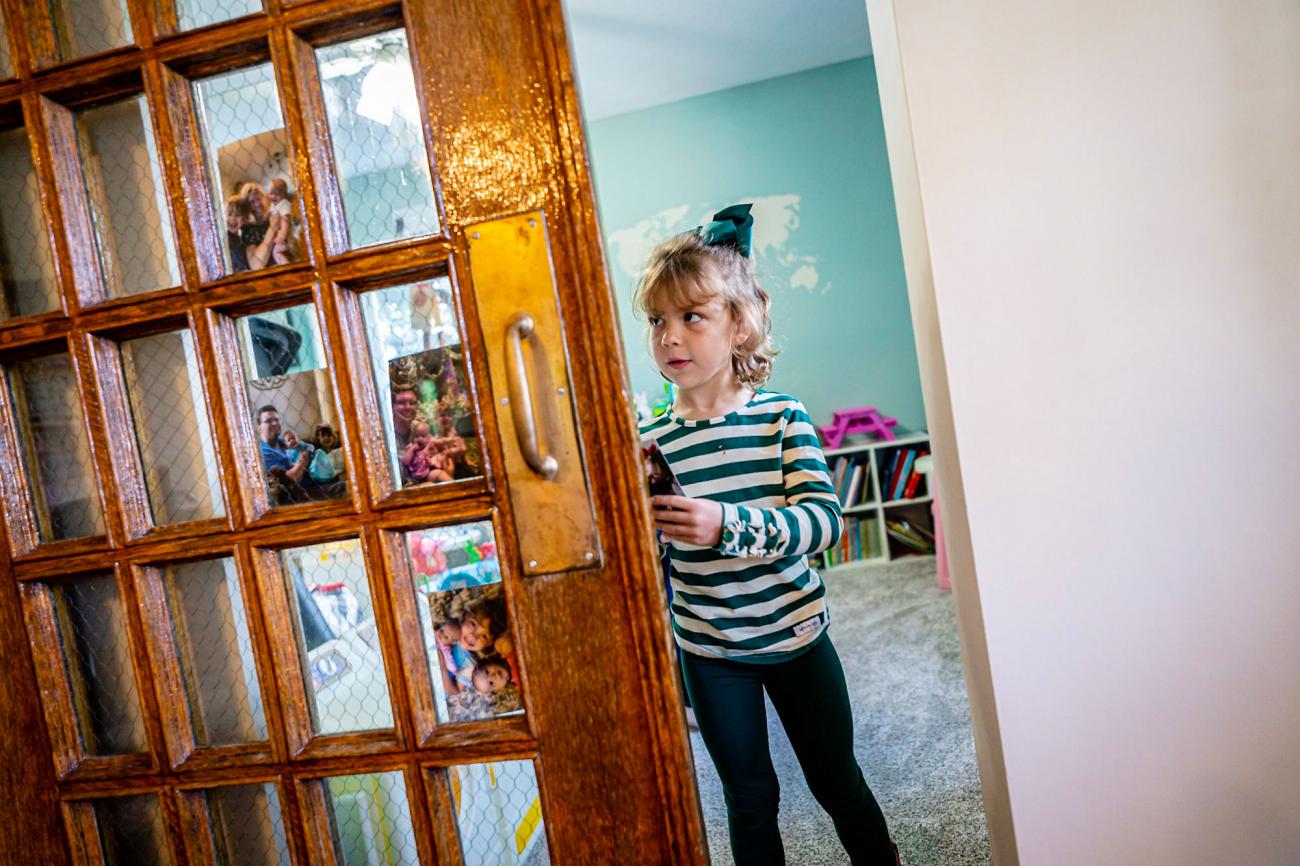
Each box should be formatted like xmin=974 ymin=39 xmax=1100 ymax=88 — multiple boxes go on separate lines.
xmin=872 ymin=1 xmax=1300 ymax=864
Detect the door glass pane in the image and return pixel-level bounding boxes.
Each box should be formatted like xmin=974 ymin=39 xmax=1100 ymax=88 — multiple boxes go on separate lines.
xmin=175 ymin=0 xmax=262 ymax=32
xmin=193 ymin=64 xmax=306 ymax=275
xmin=52 ymin=574 xmax=146 ymax=755
xmin=121 ymin=330 xmax=225 ymax=525
xmin=324 ymin=772 xmax=418 ymax=866
xmin=0 ymin=12 xmax=13 ymax=78
xmin=49 ymin=0 xmax=133 ymax=62
xmin=0 ymin=125 xmax=61 ymax=318
xmin=75 ymin=95 xmax=181 ymax=299
xmin=202 ymin=783 xmax=291 ymax=866
xmin=316 ymin=30 xmax=439 ymax=248
xmin=236 ymin=303 xmax=348 ymax=506
xmin=360 ymin=279 xmax=482 ymax=489
xmin=92 ymin=793 xmax=171 ymax=865
xmin=162 ymin=558 xmax=266 ymax=745
xmin=7 ymin=352 xmax=105 ymax=541
xmin=280 ymin=539 xmax=392 ymax=735
xmin=446 ymin=760 xmax=548 ymax=866
xmin=404 ymin=522 xmax=521 ymax=724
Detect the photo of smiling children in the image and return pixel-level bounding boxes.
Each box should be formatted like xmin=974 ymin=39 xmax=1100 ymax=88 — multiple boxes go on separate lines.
xmin=405 ymin=521 xmax=522 ymax=723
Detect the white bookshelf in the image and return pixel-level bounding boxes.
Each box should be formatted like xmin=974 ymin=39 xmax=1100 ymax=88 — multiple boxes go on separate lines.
xmin=820 ymin=431 xmax=935 ymax=568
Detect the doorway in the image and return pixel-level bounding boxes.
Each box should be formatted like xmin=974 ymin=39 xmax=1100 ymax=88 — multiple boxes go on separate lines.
xmin=563 ymin=1 xmax=997 ymax=863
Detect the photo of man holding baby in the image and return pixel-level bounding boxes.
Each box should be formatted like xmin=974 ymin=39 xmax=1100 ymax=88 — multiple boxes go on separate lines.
xmin=256 ymin=404 xmax=346 ymax=505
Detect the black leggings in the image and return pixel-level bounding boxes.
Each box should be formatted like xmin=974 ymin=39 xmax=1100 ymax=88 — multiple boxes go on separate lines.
xmin=680 ymin=636 xmax=893 ymax=866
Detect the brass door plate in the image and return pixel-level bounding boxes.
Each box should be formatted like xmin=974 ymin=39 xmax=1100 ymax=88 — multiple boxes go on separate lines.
xmin=467 ymin=212 xmax=602 ymax=575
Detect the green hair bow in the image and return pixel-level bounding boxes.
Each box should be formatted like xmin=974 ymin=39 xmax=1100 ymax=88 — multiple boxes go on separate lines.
xmin=697 ymin=203 xmax=754 ymax=257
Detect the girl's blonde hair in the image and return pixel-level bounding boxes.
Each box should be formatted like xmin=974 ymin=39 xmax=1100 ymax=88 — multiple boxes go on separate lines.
xmin=633 ymin=231 xmax=777 ymax=387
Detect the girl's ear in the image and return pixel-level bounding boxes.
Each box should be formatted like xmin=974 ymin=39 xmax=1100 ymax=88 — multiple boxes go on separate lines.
xmin=731 ymin=317 xmax=748 ymax=348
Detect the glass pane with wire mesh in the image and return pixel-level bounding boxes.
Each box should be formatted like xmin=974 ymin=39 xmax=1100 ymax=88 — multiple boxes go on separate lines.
xmin=0 ymin=124 xmax=61 ymax=319
xmin=6 ymin=352 xmax=105 ymax=541
xmin=280 ymin=539 xmax=393 ymax=735
xmin=74 ymin=95 xmax=181 ymax=300
xmin=121 ymin=330 xmax=226 ymax=526
xmin=316 ymin=30 xmax=439 ymax=249
xmin=236 ymin=304 xmax=348 ymax=507
xmin=162 ymin=558 xmax=267 ymax=746
xmin=446 ymin=760 xmax=548 ymax=866
xmin=403 ymin=521 xmax=523 ymax=724
xmin=0 ymin=11 xmax=13 ymax=78
xmin=174 ymin=0 xmax=263 ymax=33
xmin=360 ymin=279 xmax=482 ymax=490
xmin=48 ymin=0 xmax=133 ymax=62
xmin=50 ymin=573 xmax=147 ymax=755
xmin=193 ymin=63 xmax=307 ymax=276
xmin=323 ymin=771 xmax=418 ymax=866
xmin=200 ymin=782 xmax=291 ymax=866
xmin=92 ymin=793 xmax=172 ymax=865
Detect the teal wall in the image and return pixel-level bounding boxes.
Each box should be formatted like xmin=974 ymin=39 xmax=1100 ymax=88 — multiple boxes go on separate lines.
xmin=587 ymin=57 xmax=926 ymax=432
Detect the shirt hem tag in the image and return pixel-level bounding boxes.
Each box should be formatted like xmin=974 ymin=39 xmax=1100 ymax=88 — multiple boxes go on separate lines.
xmin=793 ymin=615 xmax=822 ymax=637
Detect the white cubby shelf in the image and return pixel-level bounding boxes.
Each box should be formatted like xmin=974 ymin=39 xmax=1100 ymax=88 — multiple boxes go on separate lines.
xmin=819 ymin=431 xmax=937 ymax=569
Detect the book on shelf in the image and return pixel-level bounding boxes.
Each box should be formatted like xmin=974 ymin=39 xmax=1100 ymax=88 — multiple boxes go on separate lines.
xmin=883 ymin=450 xmax=901 ymax=497
xmin=902 ymin=459 xmax=925 ymax=499
xmin=885 ymin=518 xmax=935 ymax=554
xmin=831 ymin=457 xmax=847 ymax=497
xmin=819 ymin=516 xmax=879 ymax=567
xmin=882 ymin=447 xmax=930 ymax=501
xmin=829 ymin=456 xmax=871 ymax=508
xmin=844 ymin=463 xmax=863 ymax=507
xmin=860 ymin=517 xmax=877 ymax=558
xmin=890 ymin=450 xmax=916 ymax=499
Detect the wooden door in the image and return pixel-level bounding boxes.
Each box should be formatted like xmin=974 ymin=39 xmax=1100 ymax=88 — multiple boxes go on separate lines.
xmin=0 ymin=0 xmax=705 ymax=863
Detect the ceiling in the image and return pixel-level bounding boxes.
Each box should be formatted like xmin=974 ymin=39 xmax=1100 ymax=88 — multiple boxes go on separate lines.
xmin=564 ymin=0 xmax=874 ymax=121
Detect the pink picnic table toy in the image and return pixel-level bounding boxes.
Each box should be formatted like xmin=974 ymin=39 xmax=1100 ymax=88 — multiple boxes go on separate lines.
xmin=818 ymin=407 xmax=898 ymax=449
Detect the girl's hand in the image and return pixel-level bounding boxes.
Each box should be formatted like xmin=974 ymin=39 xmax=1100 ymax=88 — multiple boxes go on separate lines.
xmin=651 ymin=495 xmax=723 ymax=547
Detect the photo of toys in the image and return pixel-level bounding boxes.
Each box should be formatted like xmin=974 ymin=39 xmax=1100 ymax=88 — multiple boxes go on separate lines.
xmin=388 ymin=347 xmax=481 ymax=488
xmin=406 ymin=521 xmax=522 ymax=723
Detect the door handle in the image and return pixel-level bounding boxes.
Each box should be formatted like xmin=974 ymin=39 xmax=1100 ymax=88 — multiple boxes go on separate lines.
xmin=504 ymin=311 xmax=559 ymax=480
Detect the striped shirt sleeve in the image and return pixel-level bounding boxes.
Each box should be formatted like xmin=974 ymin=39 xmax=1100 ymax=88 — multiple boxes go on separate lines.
xmin=715 ymin=402 xmax=844 ymax=558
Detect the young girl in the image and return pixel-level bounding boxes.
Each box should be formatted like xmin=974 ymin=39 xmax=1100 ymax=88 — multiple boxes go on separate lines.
xmin=428 ymin=598 xmax=474 ymax=694
xmin=312 ymin=423 xmax=346 ymax=477
xmin=637 ymin=204 xmax=900 ymax=866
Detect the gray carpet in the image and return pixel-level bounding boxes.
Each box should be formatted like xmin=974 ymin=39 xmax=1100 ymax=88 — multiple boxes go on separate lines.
xmin=688 ymin=557 xmax=991 ymax=866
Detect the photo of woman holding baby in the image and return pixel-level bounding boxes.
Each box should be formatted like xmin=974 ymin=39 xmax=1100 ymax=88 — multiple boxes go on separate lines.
xmin=225 ymin=177 xmax=303 ymax=273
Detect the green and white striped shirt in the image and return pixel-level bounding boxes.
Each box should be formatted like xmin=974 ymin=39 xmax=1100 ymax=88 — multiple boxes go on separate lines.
xmin=640 ymin=391 xmax=843 ymax=662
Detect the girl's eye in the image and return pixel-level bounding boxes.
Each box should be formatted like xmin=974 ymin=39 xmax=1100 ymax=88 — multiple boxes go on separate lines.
xmin=648 ymin=316 xmax=662 ymax=327
xmin=684 ymin=312 xmax=703 ymax=323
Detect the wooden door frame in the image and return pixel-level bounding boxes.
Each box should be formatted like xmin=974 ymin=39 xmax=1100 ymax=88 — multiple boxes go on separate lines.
xmin=0 ymin=0 xmax=707 ymax=862
xmin=864 ymin=1 xmax=1018 ymax=862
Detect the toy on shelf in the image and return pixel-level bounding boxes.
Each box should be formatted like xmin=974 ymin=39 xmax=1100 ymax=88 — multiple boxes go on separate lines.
xmin=633 ymin=381 xmax=677 ymax=424
xmin=819 ymin=406 xmax=898 ymax=449
xmin=652 ymin=381 xmax=675 ymax=417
